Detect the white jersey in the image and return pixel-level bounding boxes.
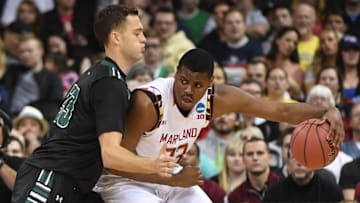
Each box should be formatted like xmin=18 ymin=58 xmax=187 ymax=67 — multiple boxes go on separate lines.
xmin=135 ymin=77 xmax=213 ymax=163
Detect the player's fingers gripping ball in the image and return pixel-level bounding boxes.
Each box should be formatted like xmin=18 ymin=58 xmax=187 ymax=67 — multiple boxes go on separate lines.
xmin=290 ymin=119 xmax=339 ymax=169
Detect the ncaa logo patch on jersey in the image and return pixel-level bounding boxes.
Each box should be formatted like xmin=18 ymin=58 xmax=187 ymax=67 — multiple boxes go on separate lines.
xmin=196 ymin=103 xmax=205 ymax=113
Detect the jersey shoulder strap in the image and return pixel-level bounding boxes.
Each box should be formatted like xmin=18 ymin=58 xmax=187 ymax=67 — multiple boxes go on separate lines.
xmin=134 ymin=87 xmax=163 ymax=130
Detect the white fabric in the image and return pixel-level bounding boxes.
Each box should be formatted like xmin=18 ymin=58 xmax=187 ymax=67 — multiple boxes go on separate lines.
xmin=135 ymin=78 xmax=210 ymax=163
xmin=94 ymin=173 xmax=211 ymax=203
xmin=324 ymin=151 xmax=353 ymax=183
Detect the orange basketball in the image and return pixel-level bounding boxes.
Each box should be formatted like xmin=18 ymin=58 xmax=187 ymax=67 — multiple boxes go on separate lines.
xmin=290 ymin=118 xmax=339 ymax=169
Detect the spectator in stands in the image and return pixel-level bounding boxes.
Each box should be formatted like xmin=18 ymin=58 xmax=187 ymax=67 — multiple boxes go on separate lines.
xmin=15 ymin=0 xmax=42 ymax=36
xmin=265 ymin=26 xmax=304 ymax=99
xmin=293 ymin=3 xmax=319 ymax=72
xmin=316 ymin=65 xmax=344 ymax=108
xmin=197 ymin=112 xmax=241 ymax=175
xmin=12 ymin=105 xmax=49 ymax=156
xmin=263 ymin=146 xmax=344 ymax=202
xmin=9 ymin=34 xmax=63 ymax=120
xmin=239 ymin=78 xmax=279 ymax=142
xmin=337 ymin=34 xmax=360 ymax=108
xmin=341 ymin=102 xmax=360 ymax=159
xmin=265 ymin=68 xmax=297 ymax=103
xmin=0 ymin=0 xmax=53 ymax=26
xmin=275 ymin=127 xmax=293 ymax=177
xmin=323 ymin=9 xmax=349 ymax=34
xmin=211 ymin=139 xmax=245 ymax=195
xmin=292 ymin=0 xmax=325 ymax=35
xmin=306 ymin=85 xmax=353 ymax=183
xmin=343 ymin=0 xmax=360 ymax=38
xmin=46 ymin=33 xmax=78 ymax=71
xmin=210 ymin=8 xmax=263 ymax=86
xmin=126 ymin=66 xmax=154 ymax=91
xmin=153 ymin=7 xmax=195 ymax=71
xmin=44 ymin=52 xmax=79 ymax=95
xmin=177 ymin=0 xmax=210 ymax=44
xmin=199 ymin=1 xmax=230 ymax=52
xmin=339 ymin=157 xmax=360 ymax=201
xmin=40 ymin=0 xmax=98 ymax=64
xmin=181 ymin=143 xmax=226 ymax=203
xmin=262 ymin=3 xmax=293 ymax=54
xmin=134 ymin=29 xmax=172 ymax=79
xmin=3 ymin=136 xmax=25 ymax=158
xmin=232 ymin=0 xmax=269 ymax=38
xmin=212 ymin=63 xmax=227 ymax=85
xmin=227 ymin=137 xmax=281 ymax=203
xmin=246 ymin=59 xmax=268 ymax=87
xmin=305 ymin=29 xmax=342 ymax=93
xmin=3 ymin=21 xmax=31 ymax=66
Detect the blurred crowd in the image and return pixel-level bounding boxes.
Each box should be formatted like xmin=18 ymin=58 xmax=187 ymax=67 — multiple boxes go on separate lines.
xmin=0 ymin=0 xmax=360 ymax=202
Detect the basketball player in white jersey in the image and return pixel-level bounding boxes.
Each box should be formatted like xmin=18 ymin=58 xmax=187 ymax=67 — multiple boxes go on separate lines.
xmin=94 ymin=48 xmax=345 ymax=203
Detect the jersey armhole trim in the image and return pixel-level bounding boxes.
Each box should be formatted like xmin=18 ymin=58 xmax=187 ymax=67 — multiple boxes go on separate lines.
xmin=134 ymin=89 xmax=163 ymax=131
xmin=206 ymin=85 xmax=214 ymax=121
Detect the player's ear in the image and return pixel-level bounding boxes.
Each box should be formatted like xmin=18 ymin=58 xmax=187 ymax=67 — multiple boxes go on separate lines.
xmin=109 ymin=31 xmax=121 ymax=46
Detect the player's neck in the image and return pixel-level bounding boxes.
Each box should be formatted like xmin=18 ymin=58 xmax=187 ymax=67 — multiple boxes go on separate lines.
xmin=105 ymin=49 xmax=132 ymax=74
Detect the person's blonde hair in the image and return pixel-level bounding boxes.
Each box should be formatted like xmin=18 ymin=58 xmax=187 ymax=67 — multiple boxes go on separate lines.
xmin=218 ymin=138 xmax=244 ymax=193
xmin=19 ymin=33 xmax=44 ymax=49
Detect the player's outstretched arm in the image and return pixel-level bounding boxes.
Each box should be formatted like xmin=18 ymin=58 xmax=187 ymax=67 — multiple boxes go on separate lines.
xmin=212 ymin=84 xmax=344 ymax=146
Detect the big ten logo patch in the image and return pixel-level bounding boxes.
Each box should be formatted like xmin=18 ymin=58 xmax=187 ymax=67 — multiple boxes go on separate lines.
xmin=195 ymin=103 xmax=205 ymax=119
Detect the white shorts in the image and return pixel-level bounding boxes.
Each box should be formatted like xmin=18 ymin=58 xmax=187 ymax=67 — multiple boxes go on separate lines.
xmin=93 ymin=173 xmax=212 ymax=203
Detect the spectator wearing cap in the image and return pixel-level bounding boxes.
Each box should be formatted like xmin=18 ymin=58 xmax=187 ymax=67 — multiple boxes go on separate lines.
xmin=337 ymin=34 xmax=360 ymax=107
xmin=12 ymin=105 xmax=49 ymax=156
xmin=3 ymin=20 xmax=31 ymax=66
xmin=0 ymin=109 xmax=25 ymax=203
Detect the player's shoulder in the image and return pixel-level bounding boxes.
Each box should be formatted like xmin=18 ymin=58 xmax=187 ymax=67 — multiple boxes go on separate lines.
xmin=85 ymin=57 xmax=126 ymax=82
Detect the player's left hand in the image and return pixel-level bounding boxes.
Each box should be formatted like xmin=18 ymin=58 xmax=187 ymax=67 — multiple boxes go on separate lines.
xmin=322 ymin=107 xmax=345 ymax=147
xmin=154 ymin=144 xmax=179 ymax=178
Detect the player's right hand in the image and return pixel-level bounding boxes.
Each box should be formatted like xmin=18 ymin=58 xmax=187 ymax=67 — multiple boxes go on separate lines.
xmin=170 ymin=165 xmax=204 ymax=187
xmin=154 ymin=144 xmax=178 ymax=178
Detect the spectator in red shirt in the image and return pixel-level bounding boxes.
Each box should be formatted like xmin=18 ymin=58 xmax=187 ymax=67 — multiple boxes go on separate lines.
xmin=227 ymin=137 xmax=281 ymax=203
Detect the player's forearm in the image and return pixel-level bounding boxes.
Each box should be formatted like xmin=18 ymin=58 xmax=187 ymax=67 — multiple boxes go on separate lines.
xmin=101 ymin=146 xmax=156 ymax=175
xmin=0 ymin=163 xmax=17 ymax=190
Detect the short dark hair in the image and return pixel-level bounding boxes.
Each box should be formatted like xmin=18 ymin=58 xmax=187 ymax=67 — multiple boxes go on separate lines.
xmin=93 ymin=5 xmax=139 ymax=46
xmin=177 ymin=48 xmax=214 ymax=77
xmin=239 ymin=78 xmax=264 ymax=95
xmin=243 ymin=137 xmax=269 ymax=153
